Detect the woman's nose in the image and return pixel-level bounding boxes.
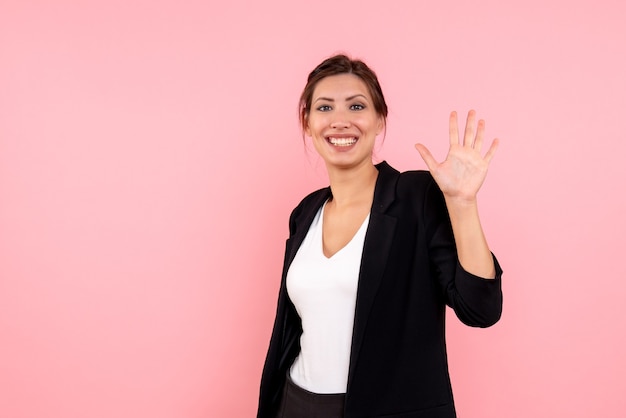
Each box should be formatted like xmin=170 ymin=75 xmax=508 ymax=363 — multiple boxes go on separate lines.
xmin=330 ymin=113 xmax=350 ymax=129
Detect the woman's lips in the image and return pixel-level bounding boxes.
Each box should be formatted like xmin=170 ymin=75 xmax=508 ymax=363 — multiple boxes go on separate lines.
xmin=326 ymin=136 xmax=358 ymax=147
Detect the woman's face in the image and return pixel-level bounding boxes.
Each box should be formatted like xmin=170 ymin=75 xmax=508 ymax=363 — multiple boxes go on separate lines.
xmin=305 ymin=73 xmax=384 ymax=171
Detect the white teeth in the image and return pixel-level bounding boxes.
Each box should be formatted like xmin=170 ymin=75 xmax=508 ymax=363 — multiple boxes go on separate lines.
xmin=328 ymin=137 xmax=357 ymax=147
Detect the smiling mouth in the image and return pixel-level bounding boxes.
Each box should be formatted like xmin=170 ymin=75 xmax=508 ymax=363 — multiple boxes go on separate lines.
xmin=327 ymin=137 xmax=358 ymax=147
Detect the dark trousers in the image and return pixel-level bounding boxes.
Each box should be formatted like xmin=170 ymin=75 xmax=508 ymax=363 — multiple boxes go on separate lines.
xmin=276 ymin=374 xmax=345 ymax=418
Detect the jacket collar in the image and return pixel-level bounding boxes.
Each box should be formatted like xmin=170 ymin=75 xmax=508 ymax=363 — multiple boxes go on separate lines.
xmin=371 ymin=160 xmax=400 ymax=213
xmin=285 ymin=161 xmax=399 ymax=265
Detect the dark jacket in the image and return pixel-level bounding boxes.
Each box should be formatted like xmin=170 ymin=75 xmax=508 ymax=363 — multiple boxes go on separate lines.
xmin=258 ymin=161 xmax=503 ymax=418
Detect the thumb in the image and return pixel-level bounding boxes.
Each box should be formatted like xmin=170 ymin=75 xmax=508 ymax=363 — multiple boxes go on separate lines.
xmin=415 ymin=143 xmax=437 ymax=171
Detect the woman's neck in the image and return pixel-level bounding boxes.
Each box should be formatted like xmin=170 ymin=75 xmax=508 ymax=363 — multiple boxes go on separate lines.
xmin=326 ymin=161 xmax=379 ymax=209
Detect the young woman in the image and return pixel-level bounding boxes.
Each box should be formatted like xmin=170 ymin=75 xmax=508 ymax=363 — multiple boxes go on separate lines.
xmin=258 ymin=54 xmax=503 ymax=418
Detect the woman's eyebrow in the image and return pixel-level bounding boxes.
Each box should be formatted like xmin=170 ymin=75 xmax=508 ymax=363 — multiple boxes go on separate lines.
xmin=313 ymin=96 xmax=334 ymax=103
xmin=345 ymin=94 xmax=367 ymax=101
xmin=313 ymin=94 xmax=368 ymax=104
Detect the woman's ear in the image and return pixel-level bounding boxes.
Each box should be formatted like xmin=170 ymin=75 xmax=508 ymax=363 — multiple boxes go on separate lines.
xmin=376 ymin=116 xmax=385 ymax=135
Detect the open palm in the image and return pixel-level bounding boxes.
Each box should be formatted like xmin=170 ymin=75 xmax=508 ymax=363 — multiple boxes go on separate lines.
xmin=415 ymin=110 xmax=498 ymax=202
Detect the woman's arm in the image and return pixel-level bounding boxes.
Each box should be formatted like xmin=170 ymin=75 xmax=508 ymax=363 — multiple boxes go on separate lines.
xmin=415 ymin=110 xmax=498 ymax=278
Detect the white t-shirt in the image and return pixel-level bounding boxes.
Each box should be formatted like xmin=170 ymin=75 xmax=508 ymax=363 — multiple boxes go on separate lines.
xmin=286 ymin=201 xmax=370 ymax=394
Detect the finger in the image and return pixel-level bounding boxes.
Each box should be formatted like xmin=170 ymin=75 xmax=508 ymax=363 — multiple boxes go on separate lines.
xmin=415 ymin=143 xmax=437 ymax=172
xmin=449 ymin=111 xmax=459 ymax=146
xmin=474 ymin=119 xmax=485 ymax=152
xmin=484 ymin=138 xmax=499 ymax=164
xmin=463 ymin=109 xmax=476 ymax=147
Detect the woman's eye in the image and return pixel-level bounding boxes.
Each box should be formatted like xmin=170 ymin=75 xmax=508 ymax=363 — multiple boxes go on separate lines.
xmin=350 ymin=104 xmax=365 ymax=110
xmin=317 ymin=105 xmax=332 ymax=112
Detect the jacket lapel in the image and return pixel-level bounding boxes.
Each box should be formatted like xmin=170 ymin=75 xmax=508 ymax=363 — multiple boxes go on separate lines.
xmin=347 ymin=161 xmax=399 ymax=386
xmin=284 ymin=189 xmax=331 ymax=275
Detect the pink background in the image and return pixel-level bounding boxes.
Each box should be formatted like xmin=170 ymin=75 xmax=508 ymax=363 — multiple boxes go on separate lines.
xmin=1 ymin=0 xmax=625 ymax=417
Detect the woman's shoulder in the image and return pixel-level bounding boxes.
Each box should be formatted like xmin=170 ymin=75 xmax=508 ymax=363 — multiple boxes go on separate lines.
xmin=286 ymin=187 xmax=331 ymax=234
xmin=293 ymin=187 xmax=331 ymax=211
xmin=399 ymin=171 xmax=438 ymax=195
xmin=377 ymin=161 xmax=434 ymax=186
xmin=398 ymin=169 xmax=435 ymax=183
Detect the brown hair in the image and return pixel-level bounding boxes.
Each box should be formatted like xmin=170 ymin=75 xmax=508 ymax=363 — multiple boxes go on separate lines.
xmin=299 ymin=54 xmax=389 ymax=133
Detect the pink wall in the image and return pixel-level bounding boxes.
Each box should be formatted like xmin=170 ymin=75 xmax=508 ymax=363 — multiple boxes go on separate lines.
xmin=1 ymin=0 xmax=625 ymax=417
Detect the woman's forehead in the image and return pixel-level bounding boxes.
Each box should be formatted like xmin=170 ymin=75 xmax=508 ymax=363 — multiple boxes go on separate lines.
xmin=312 ymin=74 xmax=371 ymax=99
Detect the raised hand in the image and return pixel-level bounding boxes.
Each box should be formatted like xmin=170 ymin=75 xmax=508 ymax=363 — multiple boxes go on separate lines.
xmin=415 ymin=110 xmax=498 ymax=203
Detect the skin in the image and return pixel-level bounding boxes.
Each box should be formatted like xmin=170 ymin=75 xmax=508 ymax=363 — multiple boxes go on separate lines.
xmin=307 ymin=74 xmax=497 ymax=278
